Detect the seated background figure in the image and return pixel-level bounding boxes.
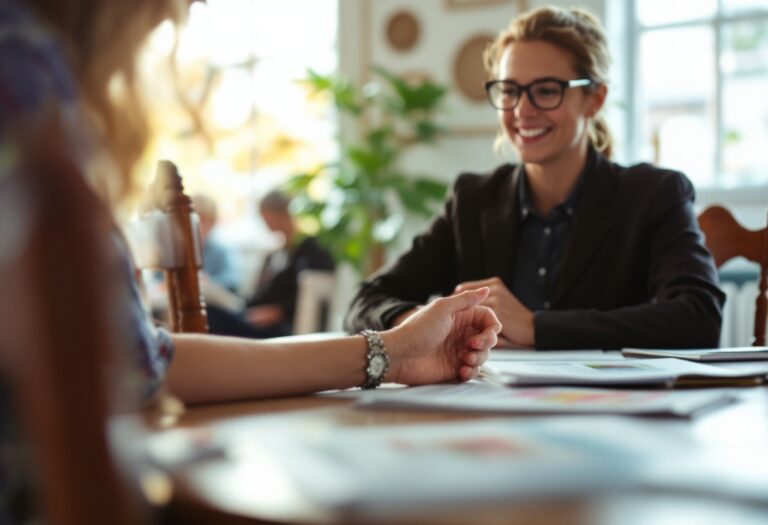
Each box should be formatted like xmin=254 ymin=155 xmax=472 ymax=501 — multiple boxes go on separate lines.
xmin=191 ymin=193 xmax=239 ymax=292
xmin=244 ymin=190 xmax=336 ymax=337
xmin=205 ymin=190 xmax=336 ymax=338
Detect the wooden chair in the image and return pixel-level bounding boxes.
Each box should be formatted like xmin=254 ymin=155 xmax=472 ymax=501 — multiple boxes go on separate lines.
xmin=698 ymin=205 xmax=768 ymax=346
xmin=129 ymin=160 xmax=209 ymax=333
xmin=293 ymin=270 xmax=337 ymax=334
xmin=0 ymin=145 xmax=146 ymax=524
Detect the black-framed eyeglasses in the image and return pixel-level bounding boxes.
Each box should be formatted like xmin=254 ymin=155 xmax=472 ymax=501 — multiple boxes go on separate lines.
xmin=484 ymin=78 xmax=593 ymax=111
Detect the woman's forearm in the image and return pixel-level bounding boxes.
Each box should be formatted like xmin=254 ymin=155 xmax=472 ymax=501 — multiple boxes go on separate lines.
xmin=166 ymin=333 xmax=398 ymax=405
xmin=166 ymin=289 xmax=498 ymax=404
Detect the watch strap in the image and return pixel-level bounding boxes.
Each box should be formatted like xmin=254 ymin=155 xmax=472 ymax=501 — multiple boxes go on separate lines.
xmin=360 ymin=329 xmax=390 ymax=389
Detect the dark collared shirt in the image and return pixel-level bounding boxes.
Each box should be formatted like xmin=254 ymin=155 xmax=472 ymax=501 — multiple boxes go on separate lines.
xmin=510 ymin=151 xmax=593 ymax=311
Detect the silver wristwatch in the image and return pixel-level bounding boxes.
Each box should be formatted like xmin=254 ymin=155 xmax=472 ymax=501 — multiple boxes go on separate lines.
xmin=360 ymin=329 xmax=390 ymax=389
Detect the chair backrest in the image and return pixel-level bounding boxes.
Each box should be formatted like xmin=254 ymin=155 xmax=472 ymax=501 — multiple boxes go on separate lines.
xmin=0 ymin=146 xmax=145 ymax=524
xmin=293 ymin=270 xmax=337 ymax=334
xmin=698 ymin=205 xmax=768 ymax=346
xmin=128 ymin=160 xmax=208 ymax=333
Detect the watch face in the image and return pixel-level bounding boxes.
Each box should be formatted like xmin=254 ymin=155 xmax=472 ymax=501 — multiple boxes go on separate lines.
xmin=368 ymin=355 xmax=387 ymax=377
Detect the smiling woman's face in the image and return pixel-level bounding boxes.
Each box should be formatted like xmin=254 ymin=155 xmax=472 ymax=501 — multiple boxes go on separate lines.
xmin=497 ymin=40 xmax=603 ymax=168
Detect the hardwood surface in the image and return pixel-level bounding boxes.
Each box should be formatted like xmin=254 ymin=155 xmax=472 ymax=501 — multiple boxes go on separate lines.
xmin=156 ymin=383 xmax=768 ymax=525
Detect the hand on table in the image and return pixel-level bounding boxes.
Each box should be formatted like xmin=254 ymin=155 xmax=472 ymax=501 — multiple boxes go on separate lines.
xmin=385 ymin=288 xmax=501 ymax=385
xmin=455 ymin=277 xmax=535 ymax=349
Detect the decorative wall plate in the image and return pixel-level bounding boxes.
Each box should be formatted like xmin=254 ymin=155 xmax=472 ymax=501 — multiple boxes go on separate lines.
xmin=453 ymin=33 xmax=494 ymax=103
xmin=363 ymin=0 xmax=528 ymax=134
xmin=386 ymin=10 xmax=420 ymax=52
xmin=445 ymin=0 xmax=512 ymax=8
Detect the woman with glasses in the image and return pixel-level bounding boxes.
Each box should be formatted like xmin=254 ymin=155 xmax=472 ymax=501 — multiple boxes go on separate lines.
xmin=345 ymin=6 xmax=724 ymax=350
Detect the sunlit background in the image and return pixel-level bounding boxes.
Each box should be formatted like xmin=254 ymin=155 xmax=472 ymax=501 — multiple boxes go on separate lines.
xmin=633 ymin=0 xmax=768 ymax=188
xmin=132 ymin=0 xmax=768 ymax=331
xmin=137 ymin=0 xmax=339 ymax=288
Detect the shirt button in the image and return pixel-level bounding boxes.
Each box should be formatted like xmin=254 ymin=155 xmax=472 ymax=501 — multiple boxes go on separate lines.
xmin=544 ymin=227 xmax=552 ymax=236
xmin=538 ymin=267 xmax=547 ymax=277
xmin=566 ymin=207 xmax=574 ymax=216
xmin=543 ymin=301 xmax=551 ymax=309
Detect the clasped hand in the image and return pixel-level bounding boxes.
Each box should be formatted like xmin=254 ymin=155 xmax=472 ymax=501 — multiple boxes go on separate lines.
xmin=454 ymin=277 xmax=535 ymax=349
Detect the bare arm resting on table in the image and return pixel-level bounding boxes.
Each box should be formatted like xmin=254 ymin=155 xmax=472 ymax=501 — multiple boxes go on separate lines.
xmin=166 ymin=288 xmax=501 ymax=405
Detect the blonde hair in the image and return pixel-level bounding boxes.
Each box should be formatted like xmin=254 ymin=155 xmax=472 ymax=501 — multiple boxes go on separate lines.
xmin=484 ymin=6 xmax=613 ymax=158
xmin=27 ymin=0 xmax=183 ymax=200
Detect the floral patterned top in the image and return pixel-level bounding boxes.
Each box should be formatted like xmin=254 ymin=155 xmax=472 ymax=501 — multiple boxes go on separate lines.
xmin=0 ymin=1 xmax=174 ymax=521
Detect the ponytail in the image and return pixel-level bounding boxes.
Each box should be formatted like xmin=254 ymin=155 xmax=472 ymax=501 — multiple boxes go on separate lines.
xmin=589 ymin=114 xmax=613 ymax=159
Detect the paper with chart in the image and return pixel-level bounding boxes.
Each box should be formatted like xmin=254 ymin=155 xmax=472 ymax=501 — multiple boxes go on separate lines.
xmin=356 ymin=382 xmax=737 ymax=417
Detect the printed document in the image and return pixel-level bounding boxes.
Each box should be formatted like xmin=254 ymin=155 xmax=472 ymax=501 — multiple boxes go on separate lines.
xmin=483 ymin=357 xmax=764 ymax=387
xmin=357 ymin=382 xmax=736 ymax=417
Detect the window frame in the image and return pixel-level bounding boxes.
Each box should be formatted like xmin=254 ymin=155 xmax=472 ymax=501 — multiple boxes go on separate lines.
xmin=622 ymin=0 xmax=768 ymax=192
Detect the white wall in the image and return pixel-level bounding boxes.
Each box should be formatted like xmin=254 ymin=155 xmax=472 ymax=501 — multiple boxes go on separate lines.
xmin=339 ymin=0 xmax=518 ymax=181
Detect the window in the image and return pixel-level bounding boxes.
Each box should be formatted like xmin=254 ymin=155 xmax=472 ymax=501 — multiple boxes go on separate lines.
xmin=138 ymin=0 xmax=339 ymax=228
xmin=626 ymin=0 xmax=768 ymax=189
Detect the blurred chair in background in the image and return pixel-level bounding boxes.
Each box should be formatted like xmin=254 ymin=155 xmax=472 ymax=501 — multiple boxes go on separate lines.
xmin=128 ymin=160 xmax=209 ymax=334
xmin=698 ymin=205 xmax=768 ymax=346
xmin=293 ymin=270 xmax=338 ymax=334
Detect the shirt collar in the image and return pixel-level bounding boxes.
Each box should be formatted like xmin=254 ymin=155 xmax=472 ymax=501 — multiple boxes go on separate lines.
xmin=517 ymin=147 xmax=595 ymax=221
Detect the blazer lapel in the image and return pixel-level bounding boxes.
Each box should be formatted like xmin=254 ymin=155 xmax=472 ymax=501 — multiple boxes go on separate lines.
xmin=482 ymin=165 xmax=522 ymax=282
xmin=551 ymin=154 xmax=618 ymax=304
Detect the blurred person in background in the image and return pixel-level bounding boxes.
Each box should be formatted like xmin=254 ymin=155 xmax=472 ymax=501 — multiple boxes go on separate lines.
xmin=191 ymin=193 xmax=239 ymax=293
xmin=244 ymin=189 xmax=336 ymax=337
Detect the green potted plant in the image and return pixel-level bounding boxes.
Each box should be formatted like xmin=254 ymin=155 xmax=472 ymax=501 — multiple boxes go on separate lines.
xmin=286 ymin=67 xmax=449 ymax=276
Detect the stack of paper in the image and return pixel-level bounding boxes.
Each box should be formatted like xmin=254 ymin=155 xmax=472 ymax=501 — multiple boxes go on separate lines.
xmin=357 ymin=382 xmax=737 ymax=418
xmin=483 ymin=357 xmax=765 ymax=388
xmin=197 ymin=415 xmax=681 ymax=512
xmin=622 ymin=346 xmax=768 ymax=361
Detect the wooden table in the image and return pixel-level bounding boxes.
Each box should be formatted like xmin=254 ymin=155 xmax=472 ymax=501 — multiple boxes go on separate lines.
xmin=154 ymin=383 xmax=768 ymax=525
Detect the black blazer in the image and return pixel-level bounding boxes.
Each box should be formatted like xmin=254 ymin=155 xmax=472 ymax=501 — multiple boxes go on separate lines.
xmin=345 ymin=151 xmax=724 ymax=349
